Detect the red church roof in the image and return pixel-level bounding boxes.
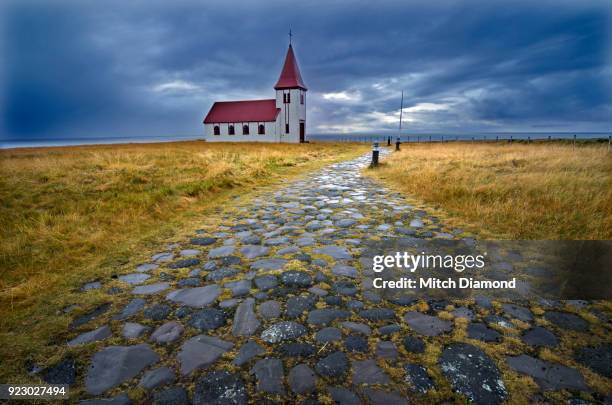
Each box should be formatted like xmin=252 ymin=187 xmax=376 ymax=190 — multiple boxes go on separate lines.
xmin=274 ymin=45 xmax=307 ymax=91
xmin=203 ymin=99 xmax=280 ymax=123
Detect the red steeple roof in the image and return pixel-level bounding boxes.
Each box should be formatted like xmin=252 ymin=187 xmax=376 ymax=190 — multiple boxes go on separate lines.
xmin=274 ymin=45 xmax=307 ymax=91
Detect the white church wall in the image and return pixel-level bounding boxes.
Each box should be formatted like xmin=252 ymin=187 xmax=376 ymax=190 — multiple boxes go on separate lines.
xmin=275 ymin=88 xmax=306 ymax=143
xmin=205 ymin=121 xmax=279 ymax=142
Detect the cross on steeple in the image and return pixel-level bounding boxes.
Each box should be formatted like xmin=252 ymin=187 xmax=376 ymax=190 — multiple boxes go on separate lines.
xmin=289 ymin=29 xmax=292 ymax=45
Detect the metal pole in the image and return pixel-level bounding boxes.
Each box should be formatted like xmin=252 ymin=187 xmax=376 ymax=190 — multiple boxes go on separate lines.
xmin=371 ymin=142 xmax=379 ymax=167
xmin=398 ymin=91 xmax=404 ymax=141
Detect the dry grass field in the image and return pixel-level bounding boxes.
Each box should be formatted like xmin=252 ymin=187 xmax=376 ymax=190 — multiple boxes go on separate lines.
xmin=0 ymin=140 xmax=368 ymax=380
xmin=368 ymin=142 xmax=612 ymax=240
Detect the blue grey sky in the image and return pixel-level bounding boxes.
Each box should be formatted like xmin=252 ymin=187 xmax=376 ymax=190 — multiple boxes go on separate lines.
xmin=1 ymin=0 xmax=611 ymax=141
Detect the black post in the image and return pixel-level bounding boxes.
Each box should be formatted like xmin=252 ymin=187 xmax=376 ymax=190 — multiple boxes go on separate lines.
xmin=371 ymin=142 xmax=379 ymax=167
xmin=496 ymin=136 xmax=498 ymax=142
xmin=429 ymin=135 xmax=432 ymax=142
xmin=573 ymin=134 xmax=576 ymax=149
xmin=395 ymin=137 xmax=401 ymax=151
xmin=510 ymin=135 xmax=513 ymax=143
xmin=548 ymin=135 xmax=551 ymax=141
xmin=387 ymin=136 xmax=391 ymax=146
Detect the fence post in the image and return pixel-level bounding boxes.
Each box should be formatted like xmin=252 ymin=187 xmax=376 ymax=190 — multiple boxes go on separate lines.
xmin=395 ymin=137 xmax=401 ymax=151
xmin=573 ymin=134 xmax=576 ymax=149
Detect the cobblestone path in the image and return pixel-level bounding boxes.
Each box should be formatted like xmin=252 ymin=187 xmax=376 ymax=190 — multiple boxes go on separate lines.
xmin=46 ymin=152 xmax=610 ymax=404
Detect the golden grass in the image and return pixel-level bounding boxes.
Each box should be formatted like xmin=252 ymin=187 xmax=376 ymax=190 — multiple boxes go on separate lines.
xmin=368 ymin=142 xmax=612 ymax=239
xmin=0 ymin=140 xmax=368 ymax=380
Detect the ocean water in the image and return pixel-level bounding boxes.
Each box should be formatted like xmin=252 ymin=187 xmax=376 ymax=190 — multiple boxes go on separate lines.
xmin=1 ymin=132 xmax=609 ymax=149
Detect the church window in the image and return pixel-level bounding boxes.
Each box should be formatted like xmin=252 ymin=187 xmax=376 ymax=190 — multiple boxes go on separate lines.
xmin=228 ymin=125 xmax=235 ymax=135
xmin=285 ymin=123 xmax=289 ymax=134
xmin=286 ymin=92 xmax=290 ymax=103
xmin=258 ymin=124 xmax=265 ymax=135
xmin=213 ymin=125 xmax=220 ymax=135
xmin=243 ymin=125 xmax=249 ymax=135
xmin=300 ymin=93 xmax=304 ymax=104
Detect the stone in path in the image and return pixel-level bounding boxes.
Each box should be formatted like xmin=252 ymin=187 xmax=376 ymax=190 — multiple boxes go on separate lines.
xmin=42 ymin=358 xmax=76 ymax=385
xmin=122 ymin=322 xmax=149 ymax=339
xmin=351 ymin=359 xmax=391 ymax=385
xmin=506 ymin=354 xmax=588 ymax=391
xmin=233 ymin=340 xmax=265 ymax=366
xmin=404 ymin=311 xmax=452 ymax=336
xmin=328 ymin=386 xmax=362 ymax=405
xmin=71 ymin=303 xmax=111 ymax=328
xmin=280 ymin=270 xmax=313 ymax=287
xmin=258 ymin=300 xmax=281 ymax=319
xmin=191 ymin=237 xmax=217 ymax=246
xmin=467 ymin=322 xmax=502 ymax=342
xmin=132 ymin=282 xmax=170 ymax=295
xmin=254 ymin=275 xmax=278 ymax=290
xmin=208 ymin=245 xmax=235 ymax=258
xmin=314 ymin=245 xmax=352 ymax=260
xmin=154 ymin=387 xmax=189 ymax=405
xmin=150 ymin=321 xmax=183 ymax=344
xmin=136 ymin=263 xmax=158 ymax=273
xmin=315 ymin=351 xmax=348 ymax=379
xmin=316 ymin=327 xmax=342 ymax=343
xmin=404 ymin=364 xmax=434 ymax=393
xmin=113 ymin=299 xmax=145 ymax=321
xmin=232 ymin=298 xmax=261 ymax=336
xmin=240 ymin=245 xmax=269 ymax=259
xmin=189 ymin=308 xmax=226 ymax=331
xmin=521 ymin=326 xmax=558 ymax=347
xmin=139 ymin=367 xmax=175 ymax=390
xmin=403 ymin=335 xmax=425 ymax=353
xmin=288 ymin=364 xmax=317 ymax=394
xmin=502 ymin=304 xmax=533 ymax=322
xmin=332 ymin=264 xmax=358 ymax=278
xmin=85 ymin=344 xmax=160 ymax=395
xmin=261 ymin=321 xmax=308 ymax=343
xmin=166 ymin=285 xmax=220 ymax=308
xmin=544 ymin=311 xmax=589 ymax=332
xmin=340 ymin=321 xmax=371 ymax=336
xmin=363 ymin=388 xmax=408 ymax=405
xmin=177 ymin=335 xmax=233 ymax=375
xmin=251 ymin=258 xmax=288 ymax=271
xmin=359 ymin=308 xmax=395 ymax=321
xmin=307 ymin=309 xmax=350 ymax=325
xmin=439 ymin=343 xmax=507 ymax=405
xmin=68 ymin=325 xmax=112 ymax=346
xmin=574 ymin=345 xmax=612 ymax=378
xmin=193 ymin=370 xmax=248 ymax=405
xmin=252 ymin=358 xmax=285 ymax=395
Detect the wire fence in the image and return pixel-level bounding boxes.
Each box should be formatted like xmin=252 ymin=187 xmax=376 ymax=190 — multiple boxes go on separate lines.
xmin=313 ymin=134 xmax=612 ymax=150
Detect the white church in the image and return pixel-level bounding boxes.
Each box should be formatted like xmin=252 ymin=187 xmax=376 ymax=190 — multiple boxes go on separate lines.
xmin=203 ymin=43 xmax=307 ymax=143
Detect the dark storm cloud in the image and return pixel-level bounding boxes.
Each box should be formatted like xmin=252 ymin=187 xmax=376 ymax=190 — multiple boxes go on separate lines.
xmin=1 ymin=0 xmax=611 ymax=140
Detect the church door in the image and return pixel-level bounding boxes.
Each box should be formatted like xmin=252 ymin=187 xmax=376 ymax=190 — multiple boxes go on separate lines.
xmin=299 ymin=121 xmax=305 ymax=143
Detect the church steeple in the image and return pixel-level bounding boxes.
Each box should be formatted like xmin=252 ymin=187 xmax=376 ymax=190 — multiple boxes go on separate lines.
xmin=274 ymin=44 xmax=307 ymax=91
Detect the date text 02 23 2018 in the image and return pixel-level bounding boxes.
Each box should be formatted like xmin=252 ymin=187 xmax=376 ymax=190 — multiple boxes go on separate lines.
xmin=0 ymin=384 xmax=69 ymax=399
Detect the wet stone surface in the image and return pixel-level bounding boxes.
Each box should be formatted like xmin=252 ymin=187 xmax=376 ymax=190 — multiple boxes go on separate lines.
xmin=57 ymin=151 xmax=606 ymax=403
